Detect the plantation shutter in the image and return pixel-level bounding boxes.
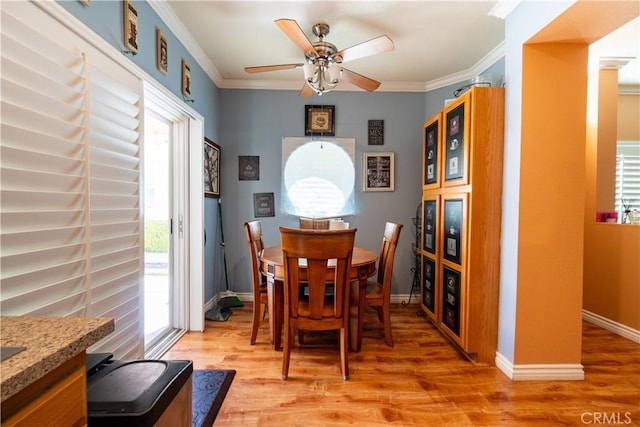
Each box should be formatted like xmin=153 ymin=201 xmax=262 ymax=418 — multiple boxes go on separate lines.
xmin=615 ymin=154 xmax=640 ymax=215
xmin=0 ymin=1 xmax=143 ymax=359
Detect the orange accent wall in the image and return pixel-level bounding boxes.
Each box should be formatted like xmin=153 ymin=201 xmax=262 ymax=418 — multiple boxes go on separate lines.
xmin=595 ymin=70 xmax=618 ymax=212
xmin=584 ymin=71 xmax=640 ymax=331
xmin=515 ymin=0 xmax=639 ymax=365
xmin=516 ymin=43 xmax=588 ymax=364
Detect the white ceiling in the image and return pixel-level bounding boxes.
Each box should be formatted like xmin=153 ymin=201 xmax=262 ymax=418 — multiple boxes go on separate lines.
xmin=159 ymin=1 xmax=639 ymax=93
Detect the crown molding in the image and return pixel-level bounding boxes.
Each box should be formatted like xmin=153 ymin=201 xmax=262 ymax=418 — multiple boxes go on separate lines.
xmin=151 ymin=1 xmax=505 ymax=94
xmin=148 ymin=0 xmax=222 ymax=84
xmin=488 ymin=0 xmax=521 ymax=19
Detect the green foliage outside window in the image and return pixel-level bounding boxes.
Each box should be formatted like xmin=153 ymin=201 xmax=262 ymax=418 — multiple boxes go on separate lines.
xmin=145 ymin=221 xmax=168 ymax=252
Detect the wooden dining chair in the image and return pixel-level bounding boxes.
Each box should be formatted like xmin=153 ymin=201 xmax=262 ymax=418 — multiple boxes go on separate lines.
xmin=365 ymin=221 xmax=403 ymax=347
xmin=243 ymin=220 xmax=269 ymax=345
xmin=279 ymin=227 xmax=357 ymax=380
xmin=299 ymin=217 xmax=331 ymax=230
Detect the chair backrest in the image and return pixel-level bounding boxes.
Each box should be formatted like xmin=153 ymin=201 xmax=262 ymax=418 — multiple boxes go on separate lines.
xmin=243 ymin=220 xmax=265 ymax=290
xmin=279 ymin=227 xmax=356 ymax=327
xmin=299 ymin=217 xmax=331 ymax=230
xmin=376 ymin=222 xmax=403 ymax=293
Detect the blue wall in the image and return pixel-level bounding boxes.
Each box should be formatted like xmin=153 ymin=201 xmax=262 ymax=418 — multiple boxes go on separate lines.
xmin=57 ymin=0 xmax=504 ymax=301
xmin=219 ymin=89 xmax=426 ymax=295
xmin=58 ymin=0 xmax=222 ymax=301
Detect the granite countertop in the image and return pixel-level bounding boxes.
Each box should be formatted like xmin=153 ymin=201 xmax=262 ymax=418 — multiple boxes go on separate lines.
xmin=0 ymin=316 xmax=114 ymax=402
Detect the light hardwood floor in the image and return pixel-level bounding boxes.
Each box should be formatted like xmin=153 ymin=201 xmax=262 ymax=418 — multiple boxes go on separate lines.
xmin=163 ymin=303 xmax=640 ymax=426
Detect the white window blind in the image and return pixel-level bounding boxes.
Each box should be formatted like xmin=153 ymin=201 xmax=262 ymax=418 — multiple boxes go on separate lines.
xmin=281 ymin=137 xmax=355 ymax=217
xmin=0 ymin=2 xmax=143 ymax=359
xmin=616 ymin=153 xmax=640 ymax=216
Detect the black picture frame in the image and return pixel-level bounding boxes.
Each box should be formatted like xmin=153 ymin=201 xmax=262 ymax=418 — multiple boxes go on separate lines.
xmin=305 ymin=105 xmax=335 ymax=136
xmin=423 ymin=199 xmax=437 ymax=254
xmin=203 ymin=138 xmax=220 ymax=198
xmin=253 ymin=192 xmax=275 ymax=217
xmin=368 ymin=119 xmax=384 ymax=145
xmin=442 ymin=266 xmax=461 ymax=336
xmin=424 ymin=119 xmax=439 ymax=185
xmin=443 ymin=198 xmax=463 ymax=265
xmin=422 ymin=256 xmax=436 ymax=313
xmin=239 ymin=156 xmax=259 ymax=181
xmin=444 ymin=103 xmax=465 ymax=182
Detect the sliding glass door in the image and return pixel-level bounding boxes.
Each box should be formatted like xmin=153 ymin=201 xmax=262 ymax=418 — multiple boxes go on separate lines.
xmin=143 ymin=100 xmax=189 ymax=357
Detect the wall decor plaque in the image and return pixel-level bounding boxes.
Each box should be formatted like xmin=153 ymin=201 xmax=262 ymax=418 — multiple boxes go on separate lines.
xmin=368 ymin=119 xmax=384 ymax=145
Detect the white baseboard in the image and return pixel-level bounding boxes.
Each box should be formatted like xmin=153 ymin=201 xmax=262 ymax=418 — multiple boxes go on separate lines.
xmin=495 ymin=352 xmax=584 ymax=380
xmin=582 ymin=310 xmax=640 ymax=344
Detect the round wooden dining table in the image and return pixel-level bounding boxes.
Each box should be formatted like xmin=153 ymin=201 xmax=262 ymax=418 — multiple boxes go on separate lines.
xmin=258 ymin=245 xmax=377 ymax=352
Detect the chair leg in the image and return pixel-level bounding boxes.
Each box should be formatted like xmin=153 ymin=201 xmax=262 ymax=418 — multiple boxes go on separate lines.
xmin=382 ymin=304 xmax=393 ymax=347
xmin=340 ymin=327 xmax=349 ymax=380
xmin=282 ymin=324 xmax=292 ymax=380
xmin=250 ymin=301 xmax=261 ymax=345
xmin=260 ymin=302 xmax=267 ymax=320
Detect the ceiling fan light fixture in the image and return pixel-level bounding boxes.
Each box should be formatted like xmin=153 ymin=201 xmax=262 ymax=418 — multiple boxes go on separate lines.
xmin=247 ymin=19 xmax=392 ymax=97
xmin=304 ymin=61 xmax=340 ymax=95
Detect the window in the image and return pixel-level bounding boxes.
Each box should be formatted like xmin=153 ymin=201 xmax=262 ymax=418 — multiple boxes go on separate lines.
xmin=282 ymin=137 xmax=355 ymax=217
xmin=616 ymin=152 xmax=640 ymax=218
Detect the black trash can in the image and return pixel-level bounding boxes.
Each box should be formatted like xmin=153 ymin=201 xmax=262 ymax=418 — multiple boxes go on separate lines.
xmin=86 ymin=353 xmax=193 ymax=427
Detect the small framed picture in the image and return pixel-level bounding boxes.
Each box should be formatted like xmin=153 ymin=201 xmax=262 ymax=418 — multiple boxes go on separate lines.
xmin=422 ymin=197 xmax=438 ymax=255
xmin=363 ymin=152 xmax=394 ymax=192
xmin=239 ymin=156 xmax=259 ymax=181
xmin=123 ymin=0 xmax=138 ymax=54
xmin=443 ymin=196 xmax=465 ymax=265
xmin=422 ymin=255 xmax=436 ymax=314
xmin=423 ymin=114 xmax=441 ymax=189
xmin=442 ymin=266 xmax=462 ymax=336
xmin=368 ymin=119 xmax=384 ymax=145
xmin=305 ymin=105 xmax=335 ymax=136
xmin=253 ymin=192 xmax=275 ymax=218
xmin=182 ymin=60 xmax=191 ymax=96
xmin=443 ymin=101 xmax=468 ymax=185
xmin=156 ymin=29 xmax=168 ymax=75
xmin=204 ymin=138 xmax=220 ymax=198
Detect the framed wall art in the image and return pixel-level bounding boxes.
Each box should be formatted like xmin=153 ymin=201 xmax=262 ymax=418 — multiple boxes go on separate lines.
xmin=443 ymin=100 xmax=469 ymax=186
xmin=239 ymin=156 xmax=259 ymax=181
xmin=368 ymin=119 xmax=384 ymax=145
xmin=443 ymin=197 xmax=464 ymax=265
xmin=123 ymin=0 xmax=138 ymax=54
xmin=204 ymin=138 xmax=220 ymax=198
xmin=305 ymin=105 xmax=335 ymax=136
xmin=182 ymin=60 xmax=191 ymax=97
xmin=442 ymin=266 xmax=461 ymax=336
xmin=423 ymin=114 xmax=441 ymax=188
xmin=156 ymin=29 xmax=168 ymax=75
xmin=422 ymin=255 xmax=436 ymax=314
xmin=253 ymin=192 xmax=275 ymax=218
xmin=364 ymin=152 xmax=394 ymax=192
xmin=422 ymin=197 xmax=438 ymax=255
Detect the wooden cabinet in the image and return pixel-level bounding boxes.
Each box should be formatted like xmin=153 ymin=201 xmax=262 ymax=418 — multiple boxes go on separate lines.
xmin=2 ymin=353 xmax=88 ymax=427
xmin=419 ymin=87 xmax=504 ymax=363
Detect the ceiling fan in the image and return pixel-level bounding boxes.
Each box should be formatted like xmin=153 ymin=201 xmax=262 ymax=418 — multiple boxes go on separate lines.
xmin=244 ymin=19 xmax=394 ymax=96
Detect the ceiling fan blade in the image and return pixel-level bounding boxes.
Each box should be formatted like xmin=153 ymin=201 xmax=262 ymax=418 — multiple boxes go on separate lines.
xmin=340 ymin=68 xmax=381 ymax=92
xmin=299 ymin=84 xmax=315 ymax=97
xmin=336 ymin=35 xmax=394 ymax=63
xmin=275 ymin=19 xmax=318 ymax=56
xmin=244 ymin=63 xmax=304 ymax=74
